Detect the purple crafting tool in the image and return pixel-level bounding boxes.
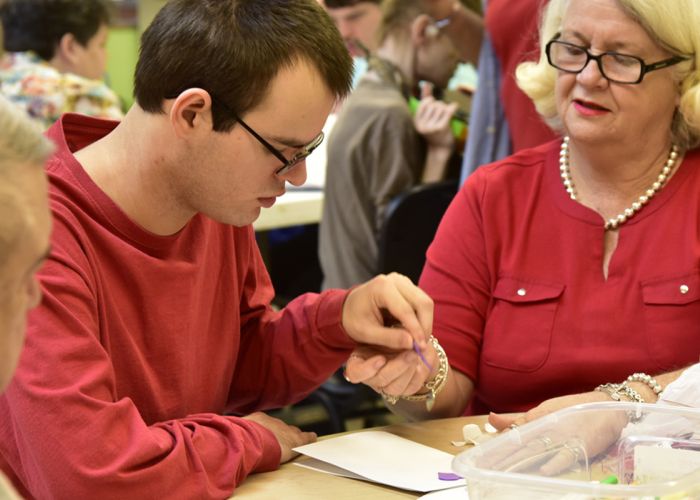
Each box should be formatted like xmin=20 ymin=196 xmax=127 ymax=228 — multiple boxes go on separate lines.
xmin=413 ymin=340 xmax=432 ymax=372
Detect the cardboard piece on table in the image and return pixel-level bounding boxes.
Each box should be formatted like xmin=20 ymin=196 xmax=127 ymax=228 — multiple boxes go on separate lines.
xmin=293 ymin=430 xmax=466 ymax=492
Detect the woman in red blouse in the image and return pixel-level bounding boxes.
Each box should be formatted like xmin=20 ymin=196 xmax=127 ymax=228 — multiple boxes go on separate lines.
xmin=346 ymin=0 xmax=700 ymax=427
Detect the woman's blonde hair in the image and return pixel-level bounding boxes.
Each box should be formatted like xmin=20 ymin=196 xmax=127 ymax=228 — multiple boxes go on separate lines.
xmin=0 ymin=95 xmax=53 ymax=170
xmin=516 ymin=0 xmax=700 ymax=149
xmin=0 ymin=95 xmax=53 ymax=267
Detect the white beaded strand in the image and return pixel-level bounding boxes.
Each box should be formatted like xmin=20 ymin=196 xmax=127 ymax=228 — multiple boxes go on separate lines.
xmin=559 ymin=136 xmax=679 ymax=231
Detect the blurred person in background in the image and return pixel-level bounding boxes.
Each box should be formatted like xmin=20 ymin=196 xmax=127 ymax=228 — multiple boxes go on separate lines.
xmin=322 ymin=0 xmax=382 ymax=58
xmin=319 ymin=0 xmax=461 ymax=290
xmin=0 ymin=0 xmax=123 ymax=128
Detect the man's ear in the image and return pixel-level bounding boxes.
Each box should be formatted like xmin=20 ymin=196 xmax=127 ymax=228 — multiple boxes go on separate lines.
xmin=410 ymin=14 xmax=435 ymax=47
xmin=55 ymin=32 xmax=81 ymax=67
xmin=168 ymin=89 xmax=214 ymax=138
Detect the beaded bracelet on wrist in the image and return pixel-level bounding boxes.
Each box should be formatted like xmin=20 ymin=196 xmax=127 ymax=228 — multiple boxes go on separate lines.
xmin=626 ymin=372 xmax=663 ymax=396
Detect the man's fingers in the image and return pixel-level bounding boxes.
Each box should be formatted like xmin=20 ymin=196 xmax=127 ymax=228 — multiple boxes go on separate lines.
xmin=421 ymin=81 xmax=434 ymax=99
xmin=341 ymin=273 xmax=433 ymax=351
xmin=378 ymin=273 xmax=433 ymax=348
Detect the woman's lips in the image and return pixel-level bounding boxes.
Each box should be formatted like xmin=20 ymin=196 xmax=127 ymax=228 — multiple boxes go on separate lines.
xmin=573 ymin=99 xmax=610 ymax=116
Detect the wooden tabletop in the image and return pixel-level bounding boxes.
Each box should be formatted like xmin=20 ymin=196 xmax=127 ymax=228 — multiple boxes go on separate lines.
xmin=233 ymin=415 xmax=488 ymax=499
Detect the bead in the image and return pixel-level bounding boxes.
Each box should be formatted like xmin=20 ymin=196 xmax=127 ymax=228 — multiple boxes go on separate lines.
xmin=639 ymin=195 xmax=649 ymax=204
xmin=624 ymin=208 xmax=634 ymax=217
xmin=646 ymin=189 xmax=655 ymax=197
xmin=517 ymin=288 xmax=527 ymax=296
xmin=680 ymin=284 xmax=689 ymax=294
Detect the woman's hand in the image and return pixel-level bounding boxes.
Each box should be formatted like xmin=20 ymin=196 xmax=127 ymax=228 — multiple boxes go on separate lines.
xmin=488 ymin=391 xmax=612 ymax=431
xmin=343 ymin=342 xmax=438 ymax=399
xmin=487 ymin=392 xmax=628 ymax=476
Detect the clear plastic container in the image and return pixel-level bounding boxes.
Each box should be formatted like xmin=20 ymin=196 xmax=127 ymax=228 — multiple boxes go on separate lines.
xmin=452 ymin=402 xmax=700 ymax=499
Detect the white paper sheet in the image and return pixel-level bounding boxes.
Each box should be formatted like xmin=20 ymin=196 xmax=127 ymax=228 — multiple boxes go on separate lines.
xmin=293 ymin=431 xmax=466 ymax=492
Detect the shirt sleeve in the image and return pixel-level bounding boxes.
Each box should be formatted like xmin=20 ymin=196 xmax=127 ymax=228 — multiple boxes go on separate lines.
xmin=0 ymin=220 xmax=339 ymax=499
xmin=418 ymin=169 xmax=492 ymax=384
xmin=658 ymin=364 xmax=700 ymax=407
xmin=227 ymin=226 xmax=356 ymax=413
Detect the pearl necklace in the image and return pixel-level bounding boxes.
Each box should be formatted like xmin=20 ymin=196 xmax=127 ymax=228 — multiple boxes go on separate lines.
xmin=559 ymin=136 xmax=680 ymax=230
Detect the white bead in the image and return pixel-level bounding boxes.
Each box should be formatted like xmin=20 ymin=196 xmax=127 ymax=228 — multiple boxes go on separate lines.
xmin=652 ymin=182 xmax=661 ymax=190
xmin=632 ymin=202 xmax=641 ymax=210
xmin=624 ymin=208 xmax=634 ymax=217
xmin=646 ymin=189 xmax=655 ymax=197
xmin=639 ymin=196 xmax=649 ymax=204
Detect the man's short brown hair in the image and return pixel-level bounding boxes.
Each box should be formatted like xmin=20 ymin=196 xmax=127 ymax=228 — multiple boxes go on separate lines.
xmin=134 ymin=0 xmax=353 ymax=132
xmin=324 ymin=0 xmax=380 ymax=7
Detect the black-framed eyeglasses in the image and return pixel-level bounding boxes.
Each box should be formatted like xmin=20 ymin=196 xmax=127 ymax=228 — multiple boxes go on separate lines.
xmin=545 ymin=36 xmax=690 ymax=84
xmin=233 ymin=115 xmax=324 ymax=176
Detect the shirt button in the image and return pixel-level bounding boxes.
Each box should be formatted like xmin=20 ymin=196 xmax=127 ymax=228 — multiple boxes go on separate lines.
xmin=680 ymin=284 xmax=689 ymax=294
xmin=517 ymin=288 xmax=527 ymax=297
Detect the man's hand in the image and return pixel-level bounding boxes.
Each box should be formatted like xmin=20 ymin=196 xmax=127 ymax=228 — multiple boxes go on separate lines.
xmin=342 ymin=273 xmax=433 ymax=352
xmin=414 ymin=86 xmax=458 ymax=150
xmin=244 ymin=412 xmax=317 ymax=463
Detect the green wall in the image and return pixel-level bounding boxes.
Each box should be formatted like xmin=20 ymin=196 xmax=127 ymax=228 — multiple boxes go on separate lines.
xmin=106 ymin=27 xmax=139 ymax=109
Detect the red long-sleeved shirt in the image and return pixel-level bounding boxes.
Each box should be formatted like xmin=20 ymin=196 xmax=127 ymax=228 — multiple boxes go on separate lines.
xmin=0 ymin=114 xmax=355 ymax=499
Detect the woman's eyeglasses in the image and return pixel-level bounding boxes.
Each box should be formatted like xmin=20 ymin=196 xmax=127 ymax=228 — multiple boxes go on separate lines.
xmin=545 ymin=37 xmax=690 ymax=84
